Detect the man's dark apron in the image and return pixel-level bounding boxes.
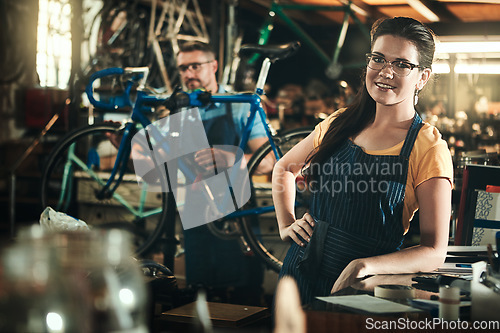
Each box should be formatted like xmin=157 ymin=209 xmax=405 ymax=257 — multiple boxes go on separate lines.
xmin=183 ymin=104 xmax=263 ymax=289
xmin=279 ymin=113 xmax=423 ymax=304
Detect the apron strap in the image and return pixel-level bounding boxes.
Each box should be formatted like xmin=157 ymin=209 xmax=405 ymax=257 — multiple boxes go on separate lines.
xmin=399 ymin=112 xmax=423 ymax=160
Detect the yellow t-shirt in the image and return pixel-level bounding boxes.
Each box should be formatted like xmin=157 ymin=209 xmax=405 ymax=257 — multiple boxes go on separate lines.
xmin=313 ymin=110 xmax=454 ymax=233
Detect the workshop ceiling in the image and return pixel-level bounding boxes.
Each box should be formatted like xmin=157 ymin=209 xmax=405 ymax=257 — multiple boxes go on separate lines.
xmin=244 ymin=0 xmax=500 ymax=25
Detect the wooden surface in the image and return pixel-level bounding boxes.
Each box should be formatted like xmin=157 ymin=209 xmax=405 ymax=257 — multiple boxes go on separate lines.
xmin=156 ymin=273 xmax=477 ymax=332
xmin=305 ymin=310 xmax=474 ymax=333
xmin=159 ymin=301 xmax=271 ymax=328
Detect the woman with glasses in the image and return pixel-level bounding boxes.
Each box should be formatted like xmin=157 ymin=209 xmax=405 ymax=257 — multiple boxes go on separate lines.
xmin=272 ymin=17 xmax=453 ymax=304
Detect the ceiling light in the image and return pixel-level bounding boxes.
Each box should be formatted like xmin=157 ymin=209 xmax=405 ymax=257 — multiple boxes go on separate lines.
xmin=436 ymin=41 xmax=500 ymax=54
xmin=407 ymin=0 xmax=440 ymax=22
xmin=455 ymin=63 xmax=500 ymax=74
xmin=432 ymin=63 xmax=500 ymax=74
xmin=432 ymin=63 xmax=450 ymax=74
xmin=339 ymin=0 xmax=369 ymax=17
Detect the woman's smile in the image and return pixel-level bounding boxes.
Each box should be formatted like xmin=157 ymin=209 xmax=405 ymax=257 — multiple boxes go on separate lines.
xmin=374 ymin=81 xmax=396 ymax=91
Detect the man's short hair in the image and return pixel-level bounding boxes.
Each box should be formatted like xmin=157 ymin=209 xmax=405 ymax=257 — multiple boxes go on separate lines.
xmin=178 ymin=41 xmax=215 ymax=59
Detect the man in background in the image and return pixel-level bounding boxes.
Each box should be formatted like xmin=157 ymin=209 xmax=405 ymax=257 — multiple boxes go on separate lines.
xmin=176 ymin=41 xmax=267 ymax=305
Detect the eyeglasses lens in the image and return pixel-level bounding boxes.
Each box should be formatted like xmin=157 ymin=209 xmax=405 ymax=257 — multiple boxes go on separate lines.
xmin=366 ymin=55 xmax=412 ymax=77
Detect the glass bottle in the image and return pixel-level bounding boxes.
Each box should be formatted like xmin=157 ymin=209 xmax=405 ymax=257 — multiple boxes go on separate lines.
xmin=0 ymin=226 xmax=149 ymax=333
xmin=0 ymin=225 xmax=84 ymax=332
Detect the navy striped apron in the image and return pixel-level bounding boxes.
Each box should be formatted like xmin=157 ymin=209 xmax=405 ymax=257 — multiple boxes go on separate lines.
xmin=279 ymin=113 xmax=423 ymax=304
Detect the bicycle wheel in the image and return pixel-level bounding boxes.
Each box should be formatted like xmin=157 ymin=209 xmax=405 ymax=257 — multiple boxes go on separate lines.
xmin=40 ymin=123 xmax=169 ymax=256
xmin=240 ymin=127 xmax=313 ymax=272
xmin=139 ymin=259 xmax=174 ymax=277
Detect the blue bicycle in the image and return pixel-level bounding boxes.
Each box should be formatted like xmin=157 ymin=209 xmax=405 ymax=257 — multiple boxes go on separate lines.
xmin=40 ymin=42 xmax=312 ymax=272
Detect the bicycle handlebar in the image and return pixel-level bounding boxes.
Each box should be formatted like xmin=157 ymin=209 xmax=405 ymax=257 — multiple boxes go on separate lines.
xmin=86 ymin=67 xmax=150 ymax=111
xmin=86 ymin=67 xmax=125 ymax=110
xmin=86 ymin=68 xmax=262 ymax=113
xmin=163 ymin=90 xmax=262 ymax=114
xmin=163 ymin=89 xmax=212 ymax=110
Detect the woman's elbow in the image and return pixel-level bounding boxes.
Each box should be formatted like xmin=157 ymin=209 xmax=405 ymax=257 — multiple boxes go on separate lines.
xmin=421 ymin=245 xmax=447 ymax=272
xmin=272 ymin=159 xmax=288 ymax=183
xmin=273 ymin=158 xmax=286 ymax=174
xmin=432 ymin=249 xmax=447 ymax=269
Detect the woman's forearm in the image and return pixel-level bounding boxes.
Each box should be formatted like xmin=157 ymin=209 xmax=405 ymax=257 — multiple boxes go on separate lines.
xmin=272 ymin=160 xmax=298 ymax=239
xmin=331 ymin=243 xmax=447 ymax=293
xmin=271 ymin=131 xmax=317 ymax=240
xmin=361 ymin=243 xmax=447 ymax=276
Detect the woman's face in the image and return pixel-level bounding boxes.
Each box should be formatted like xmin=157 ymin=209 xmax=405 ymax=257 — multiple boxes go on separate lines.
xmin=366 ymin=35 xmax=430 ymax=108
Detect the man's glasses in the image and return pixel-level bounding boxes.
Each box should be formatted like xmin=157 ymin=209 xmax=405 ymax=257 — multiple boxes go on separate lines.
xmin=366 ymin=53 xmax=422 ymax=77
xmin=178 ymin=60 xmax=213 ymax=73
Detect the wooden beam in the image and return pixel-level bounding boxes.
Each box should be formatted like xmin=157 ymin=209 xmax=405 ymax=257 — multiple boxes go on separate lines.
xmin=420 ymin=0 xmax=460 ymax=22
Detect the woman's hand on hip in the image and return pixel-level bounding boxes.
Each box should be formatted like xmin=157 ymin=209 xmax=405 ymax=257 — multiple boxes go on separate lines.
xmin=279 ymin=212 xmax=315 ymax=247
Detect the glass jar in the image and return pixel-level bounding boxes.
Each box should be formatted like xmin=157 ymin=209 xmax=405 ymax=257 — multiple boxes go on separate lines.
xmin=0 ymin=225 xmax=84 ymax=332
xmin=51 ymin=229 xmax=150 ymax=333
xmin=0 ymin=226 xmax=149 ymax=333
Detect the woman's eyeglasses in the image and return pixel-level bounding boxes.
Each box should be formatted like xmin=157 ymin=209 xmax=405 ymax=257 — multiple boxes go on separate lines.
xmin=178 ymin=60 xmax=213 ymax=73
xmin=366 ymin=53 xmax=422 ymax=77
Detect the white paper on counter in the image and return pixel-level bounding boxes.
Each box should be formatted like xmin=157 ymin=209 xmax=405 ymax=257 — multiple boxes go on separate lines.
xmin=316 ymin=294 xmax=422 ymax=314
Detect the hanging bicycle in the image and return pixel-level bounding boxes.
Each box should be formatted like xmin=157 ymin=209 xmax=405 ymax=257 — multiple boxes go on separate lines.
xmin=248 ymin=0 xmax=372 ymax=80
xmin=83 ymin=0 xmax=209 ymax=91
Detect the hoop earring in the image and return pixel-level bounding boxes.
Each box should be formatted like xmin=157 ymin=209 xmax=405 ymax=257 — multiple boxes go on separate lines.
xmin=414 ymin=90 xmax=420 ymax=106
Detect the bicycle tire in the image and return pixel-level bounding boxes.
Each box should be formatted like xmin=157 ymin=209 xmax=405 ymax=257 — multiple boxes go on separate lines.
xmin=205 ymin=218 xmax=242 ymax=240
xmin=240 ymin=127 xmax=313 ymax=272
xmin=86 ymin=1 xmax=148 ymax=73
xmin=40 ymin=123 xmax=170 ymax=256
xmin=139 ymin=259 xmax=174 ymax=277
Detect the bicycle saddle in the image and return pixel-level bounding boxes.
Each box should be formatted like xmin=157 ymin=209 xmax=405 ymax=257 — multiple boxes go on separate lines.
xmin=238 ymin=41 xmax=301 ymax=62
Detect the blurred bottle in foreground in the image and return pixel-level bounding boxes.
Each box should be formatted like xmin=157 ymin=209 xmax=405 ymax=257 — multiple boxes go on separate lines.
xmin=0 ymin=224 xmax=149 ymax=333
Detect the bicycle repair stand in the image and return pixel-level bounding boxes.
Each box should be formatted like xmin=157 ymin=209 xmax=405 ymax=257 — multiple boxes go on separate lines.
xmin=161 ymin=192 xmax=178 ymax=271
xmin=148 ymin=155 xmax=180 ymax=273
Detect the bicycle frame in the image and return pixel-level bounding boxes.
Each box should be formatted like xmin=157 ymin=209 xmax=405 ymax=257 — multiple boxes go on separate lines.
xmin=84 ymin=65 xmax=281 ymax=221
xmin=250 ymin=0 xmax=370 ymax=70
